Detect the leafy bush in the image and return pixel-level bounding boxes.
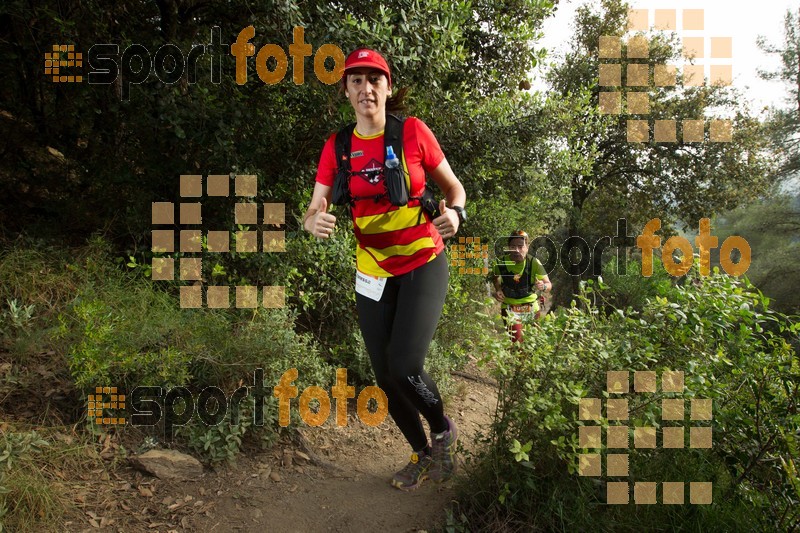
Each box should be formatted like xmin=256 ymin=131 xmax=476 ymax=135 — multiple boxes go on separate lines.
xmin=178 ymin=394 xmax=280 ymax=465
xmin=36 ymin=238 xmax=335 ymax=464
xmin=434 ymin=268 xmax=497 ymax=387
xmin=172 ymin=305 xmax=336 ymax=464
xmin=275 ymin=224 xmax=367 ymax=380
xmin=7 ymin=233 xmax=480 ymax=465
xmin=58 ymin=282 xmax=196 ymax=391
xmin=0 ymin=300 xmax=35 ymax=335
xmin=599 ymin=257 xmax=677 ymax=312
xmin=457 ymin=265 xmax=799 ymax=531
xmin=0 ymin=237 xmax=111 ymax=360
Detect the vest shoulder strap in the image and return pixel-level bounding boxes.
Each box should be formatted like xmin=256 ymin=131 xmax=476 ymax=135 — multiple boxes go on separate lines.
xmin=525 ymin=258 xmax=534 ymax=284
xmin=331 ymin=123 xmax=356 ymax=207
xmin=334 ymin=123 xmax=357 ymax=172
xmin=384 ymin=114 xmax=405 ymax=161
xmin=497 ymin=262 xmax=510 ymax=277
xmin=332 ymin=115 xmax=406 ymax=206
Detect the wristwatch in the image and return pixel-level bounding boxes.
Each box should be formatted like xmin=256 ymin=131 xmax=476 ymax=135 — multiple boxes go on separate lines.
xmin=451 ymin=205 xmax=467 ymax=224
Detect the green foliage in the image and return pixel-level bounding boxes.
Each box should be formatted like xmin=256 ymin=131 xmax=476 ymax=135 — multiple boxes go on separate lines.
xmin=178 ymin=394 xmax=279 ymax=465
xmin=0 ymin=425 xmax=110 ymax=532
xmin=0 ymin=239 xmax=102 ymax=323
xmin=600 ymin=257 xmax=677 ymax=311
xmin=18 ymin=238 xmax=333 ymax=464
xmin=0 ymin=430 xmax=49 ymax=474
xmin=60 ymin=290 xmax=333 ymax=463
xmin=180 ymin=415 xmax=251 ymax=466
xmin=424 ymin=260 xmax=522 ymax=404
xmin=271 ymin=225 xmax=366 ymax=378
xmin=438 ymin=270 xmax=482 ymax=355
xmin=0 ymin=299 xmax=35 ymax=337
xmin=713 ymin=194 xmax=800 ymax=313
xmin=0 ymin=237 xmax=119 ymax=361
xmin=0 ymin=0 xmax=556 ymax=244
xmin=324 ymin=0 xmax=471 ymax=94
xmin=57 ymin=283 xmax=195 ymax=391
xmin=458 ymin=265 xmax=800 ymax=531
xmin=425 ymin=92 xmax=554 ymax=203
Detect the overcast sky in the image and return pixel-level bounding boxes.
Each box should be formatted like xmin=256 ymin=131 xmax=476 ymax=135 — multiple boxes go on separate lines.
xmin=533 ymin=0 xmax=797 ymax=114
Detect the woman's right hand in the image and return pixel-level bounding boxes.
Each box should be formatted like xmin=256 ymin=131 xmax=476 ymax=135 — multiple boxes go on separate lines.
xmin=307 ymin=197 xmax=337 ymax=239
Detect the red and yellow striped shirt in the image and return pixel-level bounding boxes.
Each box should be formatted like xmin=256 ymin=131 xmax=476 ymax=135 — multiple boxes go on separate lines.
xmin=315 ymin=117 xmax=446 ymax=277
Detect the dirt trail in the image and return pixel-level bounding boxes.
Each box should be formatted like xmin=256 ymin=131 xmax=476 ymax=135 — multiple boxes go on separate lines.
xmin=85 ymin=374 xmax=497 ymax=533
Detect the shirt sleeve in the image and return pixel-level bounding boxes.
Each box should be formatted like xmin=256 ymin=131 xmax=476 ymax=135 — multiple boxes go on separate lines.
xmin=409 ymin=117 xmax=446 ymax=172
xmin=532 ymin=259 xmax=547 ymax=279
xmin=314 ymin=134 xmax=338 ymax=187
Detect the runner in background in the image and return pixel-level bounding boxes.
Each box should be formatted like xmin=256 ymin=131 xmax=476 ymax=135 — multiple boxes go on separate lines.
xmin=492 ymin=230 xmax=552 ymax=343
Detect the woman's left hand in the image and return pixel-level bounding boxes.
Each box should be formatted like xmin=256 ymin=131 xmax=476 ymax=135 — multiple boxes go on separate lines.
xmin=433 ymin=199 xmax=459 ymax=240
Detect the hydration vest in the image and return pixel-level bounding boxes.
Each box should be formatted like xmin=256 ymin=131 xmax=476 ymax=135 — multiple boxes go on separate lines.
xmin=331 ymin=114 xmax=440 ymax=221
xmin=498 ymin=258 xmax=535 ymax=300
xmin=331 ymin=114 xmax=407 ymax=207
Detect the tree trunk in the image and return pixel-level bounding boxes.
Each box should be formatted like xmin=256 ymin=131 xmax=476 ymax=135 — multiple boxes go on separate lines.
xmin=567 ymin=177 xmax=589 ymax=302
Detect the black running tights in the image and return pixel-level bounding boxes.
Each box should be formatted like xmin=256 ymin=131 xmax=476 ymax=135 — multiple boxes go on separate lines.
xmin=355 ymin=252 xmax=449 ymax=451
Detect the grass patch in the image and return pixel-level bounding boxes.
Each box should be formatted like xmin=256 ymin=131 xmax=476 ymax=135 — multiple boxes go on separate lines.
xmin=0 ymin=425 xmax=94 ymax=532
xmin=0 ymin=466 xmax=64 ymax=532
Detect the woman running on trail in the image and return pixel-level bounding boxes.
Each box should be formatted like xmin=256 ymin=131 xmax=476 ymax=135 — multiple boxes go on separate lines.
xmin=302 ymin=48 xmax=467 ymax=491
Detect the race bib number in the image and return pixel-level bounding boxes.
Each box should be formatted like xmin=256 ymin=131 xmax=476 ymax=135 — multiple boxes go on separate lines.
xmin=355 ymin=271 xmax=387 ymax=302
xmin=509 ymin=303 xmax=533 ymax=313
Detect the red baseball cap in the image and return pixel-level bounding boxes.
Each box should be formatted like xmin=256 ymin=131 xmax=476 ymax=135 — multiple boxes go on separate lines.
xmin=344 ymin=48 xmax=392 ymax=88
